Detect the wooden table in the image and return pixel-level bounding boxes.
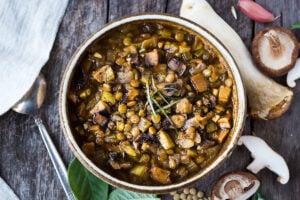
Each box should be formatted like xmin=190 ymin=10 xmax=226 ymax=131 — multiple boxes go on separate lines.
xmin=0 ymin=0 xmax=299 ymax=199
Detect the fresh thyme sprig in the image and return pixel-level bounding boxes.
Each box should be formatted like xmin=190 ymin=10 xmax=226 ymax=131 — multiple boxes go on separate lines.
xmin=145 ymin=74 xmax=179 ymax=133
xmin=155 ymin=100 xmax=179 ymax=113
xmin=146 ymin=81 xmax=156 ymax=115
xmin=151 ymin=76 xmax=169 ymax=104
xmin=150 ymin=96 xmax=176 ymax=130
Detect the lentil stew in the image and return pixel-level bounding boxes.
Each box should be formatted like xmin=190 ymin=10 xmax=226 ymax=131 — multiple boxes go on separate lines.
xmin=68 ymin=21 xmax=235 ymax=186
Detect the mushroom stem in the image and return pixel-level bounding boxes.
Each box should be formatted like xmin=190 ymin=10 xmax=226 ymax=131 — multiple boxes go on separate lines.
xmin=180 ymin=0 xmax=293 ymax=120
xmin=238 ymin=135 xmax=290 ymax=184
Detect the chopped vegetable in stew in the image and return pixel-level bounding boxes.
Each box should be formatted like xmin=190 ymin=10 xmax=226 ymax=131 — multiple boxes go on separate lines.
xmin=68 ymin=21 xmax=235 ymax=186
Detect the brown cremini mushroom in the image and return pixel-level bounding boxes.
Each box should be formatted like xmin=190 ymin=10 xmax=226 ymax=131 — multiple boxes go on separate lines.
xmin=211 ymin=171 xmax=260 ymax=200
xmin=252 ymin=26 xmax=299 ymax=77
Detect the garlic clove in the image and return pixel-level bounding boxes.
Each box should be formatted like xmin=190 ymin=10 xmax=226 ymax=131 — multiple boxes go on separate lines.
xmin=238 ymin=0 xmax=275 ymax=23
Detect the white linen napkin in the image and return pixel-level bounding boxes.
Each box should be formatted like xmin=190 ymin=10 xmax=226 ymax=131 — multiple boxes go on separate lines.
xmin=0 ymin=177 xmax=19 ymax=200
xmin=0 ymin=0 xmax=69 ymax=115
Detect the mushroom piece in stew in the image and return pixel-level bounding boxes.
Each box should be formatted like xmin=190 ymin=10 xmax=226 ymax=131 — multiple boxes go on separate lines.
xmin=68 ymin=21 xmax=235 ymax=186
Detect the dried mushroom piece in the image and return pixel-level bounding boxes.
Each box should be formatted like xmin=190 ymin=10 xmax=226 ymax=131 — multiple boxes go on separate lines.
xmin=211 ymin=171 xmax=260 ymax=200
xmin=252 ymin=26 xmax=299 ymax=77
xmin=287 ymin=58 xmax=300 ymax=88
xmin=238 ymin=135 xmax=290 ymax=184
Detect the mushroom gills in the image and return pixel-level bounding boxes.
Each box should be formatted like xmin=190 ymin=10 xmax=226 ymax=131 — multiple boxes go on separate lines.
xmin=211 ymin=171 xmax=260 ymax=200
xmin=252 ymin=26 xmax=299 ymax=77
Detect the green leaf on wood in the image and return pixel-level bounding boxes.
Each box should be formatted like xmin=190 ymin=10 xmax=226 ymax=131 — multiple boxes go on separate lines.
xmin=291 ymin=22 xmax=300 ymax=29
xmin=68 ymin=158 xmax=109 ymax=200
xmin=252 ymin=188 xmax=268 ymax=200
xmin=108 ymin=188 xmax=159 ymax=200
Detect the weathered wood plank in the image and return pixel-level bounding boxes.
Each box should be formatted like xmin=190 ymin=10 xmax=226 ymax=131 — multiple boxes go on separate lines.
xmin=253 ymin=1 xmax=300 ymax=199
xmin=0 ymin=0 xmax=299 ymax=200
xmin=108 ymin=0 xmax=168 ymax=22
xmin=0 ymin=0 xmax=108 ymax=199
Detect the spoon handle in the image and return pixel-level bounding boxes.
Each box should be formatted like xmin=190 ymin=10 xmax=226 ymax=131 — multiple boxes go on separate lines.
xmin=34 ymin=116 xmax=76 ymax=200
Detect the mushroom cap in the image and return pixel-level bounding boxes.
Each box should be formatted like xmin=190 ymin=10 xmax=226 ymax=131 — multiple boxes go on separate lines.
xmin=211 ymin=171 xmax=260 ymax=200
xmin=252 ymin=26 xmax=299 ymax=77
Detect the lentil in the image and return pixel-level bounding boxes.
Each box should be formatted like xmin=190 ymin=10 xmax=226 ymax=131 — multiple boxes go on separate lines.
xmin=68 ymin=21 xmax=235 ymax=186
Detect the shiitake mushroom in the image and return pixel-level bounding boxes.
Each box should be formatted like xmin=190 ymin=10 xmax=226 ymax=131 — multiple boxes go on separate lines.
xmin=252 ymin=26 xmax=299 ymax=77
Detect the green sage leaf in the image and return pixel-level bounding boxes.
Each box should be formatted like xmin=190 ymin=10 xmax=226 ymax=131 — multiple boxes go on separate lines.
xmin=292 ymin=22 xmax=300 ymax=29
xmin=68 ymin=158 xmax=109 ymax=200
xmin=108 ymin=188 xmax=159 ymax=200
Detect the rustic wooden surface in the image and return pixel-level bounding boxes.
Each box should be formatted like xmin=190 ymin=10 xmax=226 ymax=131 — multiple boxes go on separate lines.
xmin=0 ymin=0 xmax=299 ymax=199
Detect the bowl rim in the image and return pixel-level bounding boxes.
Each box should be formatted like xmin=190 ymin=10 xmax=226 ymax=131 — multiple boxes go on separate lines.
xmin=59 ymin=13 xmax=246 ymax=193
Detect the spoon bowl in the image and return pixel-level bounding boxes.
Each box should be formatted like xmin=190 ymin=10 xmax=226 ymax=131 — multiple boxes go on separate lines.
xmin=12 ymin=73 xmax=75 ymax=200
xmin=13 ymin=73 xmax=46 ymax=114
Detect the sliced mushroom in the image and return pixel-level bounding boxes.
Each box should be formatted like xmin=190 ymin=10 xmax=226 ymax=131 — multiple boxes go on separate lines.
xmin=238 ymin=135 xmax=290 ymax=184
xmin=108 ymin=160 xmax=132 ymax=170
xmin=167 ymin=57 xmax=187 ymax=76
xmin=130 ymin=54 xmax=140 ymax=65
xmin=156 ymin=79 xmax=184 ymax=97
xmin=93 ymin=113 xmax=108 ymax=127
xmin=145 ymin=49 xmax=159 ymax=66
xmin=117 ymin=71 xmax=134 ymax=84
xmin=211 ymin=171 xmax=260 ymax=200
xmin=90 ymin=100 xmax=110 ymax=115
xmin=183 ymin=117 xmax=200 ymax=130
xmin=287 ymin=57 xmax=300 ymax=88
xmin=252 ymin=26 xmax=299 ymax=77
xmin=91 ymin=65 xmax=115 ymax=83
xmin=157 ymin=83 xmax=178 ymax=96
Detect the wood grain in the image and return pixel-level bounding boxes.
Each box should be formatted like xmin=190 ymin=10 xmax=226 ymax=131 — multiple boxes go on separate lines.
xmin=0 ymin=0 xmax=108 ymax=199
xmin=108 ymin=0 xmax=168 ymax=21
xmin=253 ymin=1 xmax=300 ymax=199
xmin=0 ymin=0 xmax=298 ymax=199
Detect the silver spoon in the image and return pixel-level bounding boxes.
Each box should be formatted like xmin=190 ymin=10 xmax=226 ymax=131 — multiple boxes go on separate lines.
xmin=12 ymin=73 xmax=75 ymax=200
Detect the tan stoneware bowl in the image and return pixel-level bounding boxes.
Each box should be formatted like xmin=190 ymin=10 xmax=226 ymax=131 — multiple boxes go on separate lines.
xmin=59 ymin=14 xmax=246 ymax=194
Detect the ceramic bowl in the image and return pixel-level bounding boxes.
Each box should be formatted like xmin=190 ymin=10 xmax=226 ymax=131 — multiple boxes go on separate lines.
xmin=59 ymin=14 xmax=246 ymax=194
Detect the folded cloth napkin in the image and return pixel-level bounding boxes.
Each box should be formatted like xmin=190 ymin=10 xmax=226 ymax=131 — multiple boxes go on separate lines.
xmin=0 ymin=0 xmax=69 ymax=115
xmin=0 ymin=177 xmax=19 ymax=200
